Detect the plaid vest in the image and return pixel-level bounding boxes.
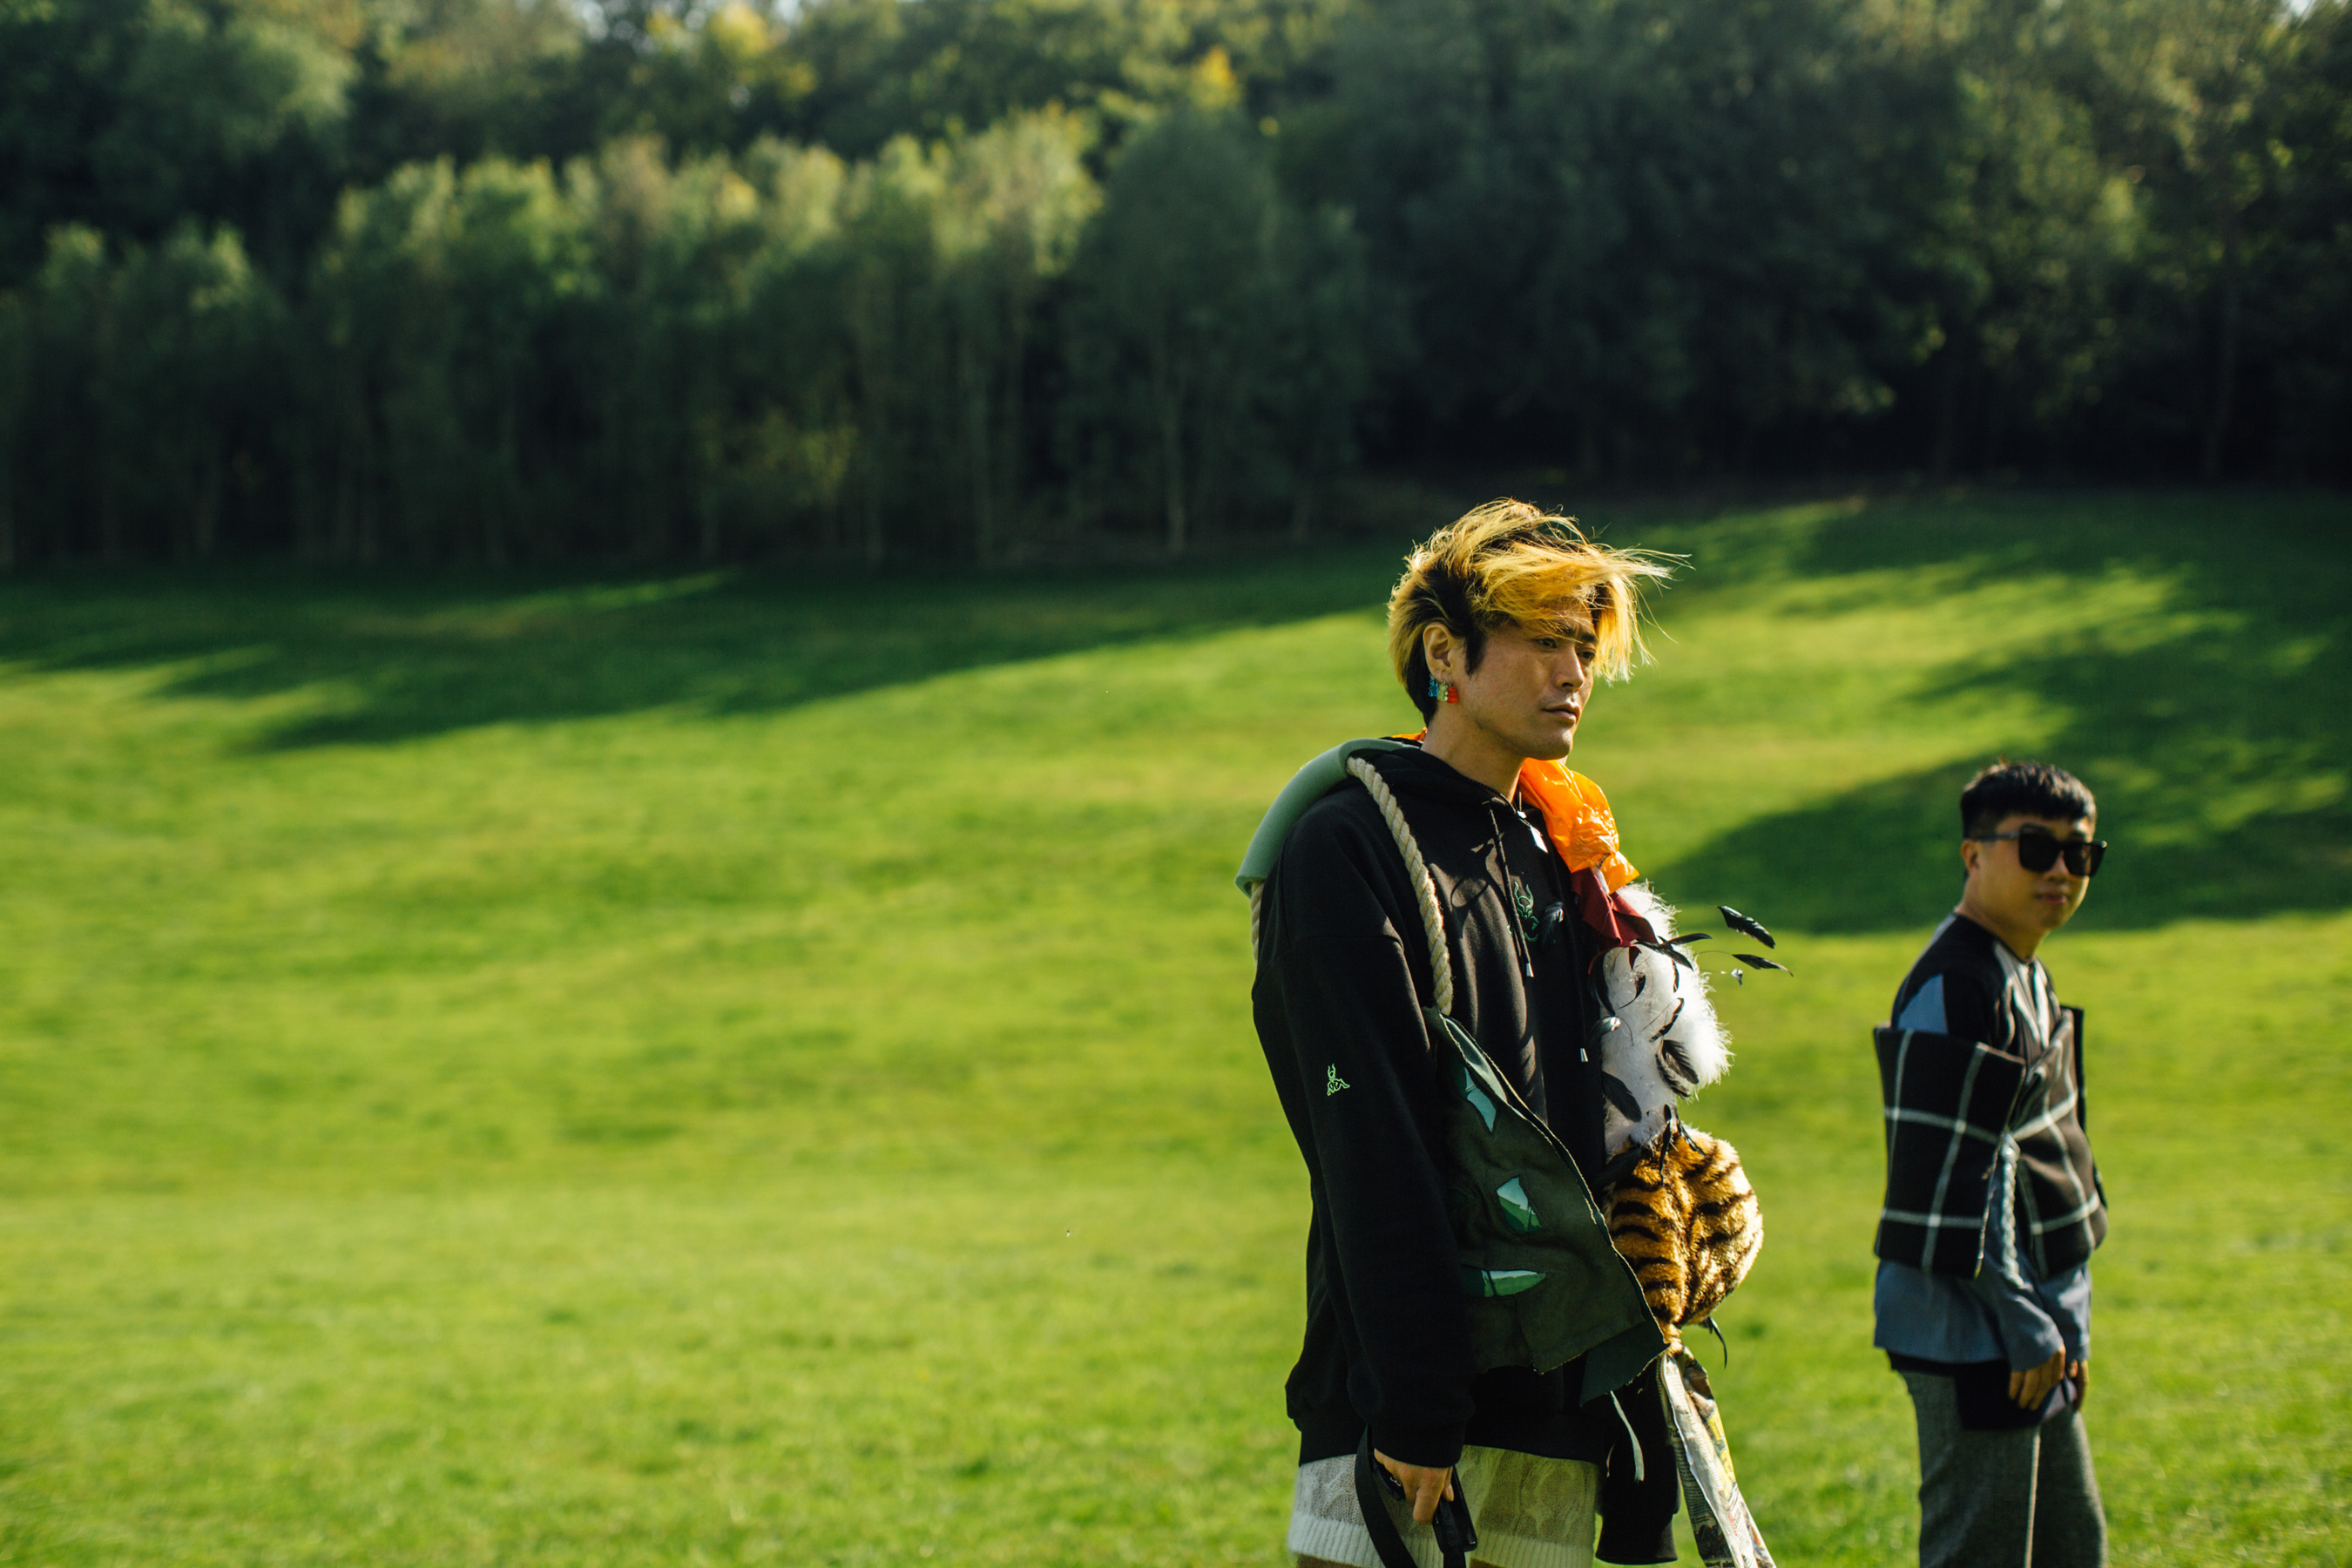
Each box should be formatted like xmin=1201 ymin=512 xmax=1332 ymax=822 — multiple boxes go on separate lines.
xmin=1872 ymin=1008 xmax=2106 ymax=1279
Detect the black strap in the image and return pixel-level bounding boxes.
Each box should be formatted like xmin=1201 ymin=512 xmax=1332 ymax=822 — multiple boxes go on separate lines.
xmin=1354 ymin=1429 xmax=1477 ymax=1568
xmin=2066 ymin=1005 xmax=2087 ymax=1132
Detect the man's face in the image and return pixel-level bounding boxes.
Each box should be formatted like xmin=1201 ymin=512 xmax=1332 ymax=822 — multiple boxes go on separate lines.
xmin=1449 ymin=618 xmax=1598 ymax=762
xmin=1962 ymin=812 xmax=2096 ymax=939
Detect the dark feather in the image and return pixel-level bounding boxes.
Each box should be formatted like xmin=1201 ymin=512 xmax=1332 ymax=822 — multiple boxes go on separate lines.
xmin=1717 ymin=905 xmax=1776 ymax=949
xmin=1600 ymin=1071 xmax=1645 ymax=1119
xmin=1668 ymin=932 xmax=1711 ymax=946
xmin=1660 ymin=1037 xmax=1700 ymax=1096
xmin=1594 ymin=1147 xmax=1647 ymax=1185
xmin=1734 ymin=954 xmax=1791 ymax=973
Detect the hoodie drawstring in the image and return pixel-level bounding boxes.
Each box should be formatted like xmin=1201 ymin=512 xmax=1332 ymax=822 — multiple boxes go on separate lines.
xmin=1608 ymin=1389 xmax=1646 ymax=1483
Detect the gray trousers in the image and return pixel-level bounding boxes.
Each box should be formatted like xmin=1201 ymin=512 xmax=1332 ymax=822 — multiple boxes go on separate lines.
xmin=1900 ymin=1370 xmax=2107 ymax=1568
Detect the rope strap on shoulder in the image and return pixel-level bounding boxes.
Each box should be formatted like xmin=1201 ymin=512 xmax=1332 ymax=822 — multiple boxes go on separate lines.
xmin=1346 ymin=756 xmax=1455 ymax=1017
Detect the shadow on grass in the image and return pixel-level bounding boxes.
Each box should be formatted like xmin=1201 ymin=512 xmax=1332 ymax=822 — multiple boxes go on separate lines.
xmin=1648 ymin=491 xmax=2352 ymax=929
xmin=3 ymin=492 xmax=2345 ymax=929
xmin=0 ymin=553 xmax=1406 ymax=750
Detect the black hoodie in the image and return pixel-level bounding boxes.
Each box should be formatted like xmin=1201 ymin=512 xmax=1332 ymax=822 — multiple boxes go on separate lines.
xmin=1252 ymin=744 xmax=1683 ymax=1561
xmin=1251 ymin=743 xmax=1626 ymax=1469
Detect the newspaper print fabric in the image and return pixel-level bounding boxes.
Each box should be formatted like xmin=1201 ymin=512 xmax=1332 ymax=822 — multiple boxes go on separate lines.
xmin=1659 ymin=1349 xmax=1775 ymax=1568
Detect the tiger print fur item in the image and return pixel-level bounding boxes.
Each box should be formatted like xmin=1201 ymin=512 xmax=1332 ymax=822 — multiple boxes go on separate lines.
xmin=1605 ymin=1124 xmax=1762 ymax=1342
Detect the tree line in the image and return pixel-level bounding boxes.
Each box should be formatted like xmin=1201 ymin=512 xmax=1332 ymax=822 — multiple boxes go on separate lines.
xmin=2 ymin=0 xmax=2345 ymax=567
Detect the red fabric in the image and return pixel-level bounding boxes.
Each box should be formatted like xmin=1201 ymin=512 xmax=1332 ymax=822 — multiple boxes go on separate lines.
xmin=1571 ymin=865 xmax=1660 ymax=957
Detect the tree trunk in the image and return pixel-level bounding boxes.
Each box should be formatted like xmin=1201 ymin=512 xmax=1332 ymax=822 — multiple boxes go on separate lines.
xmin=859 ymin=397 xmax=889 ymax=571
xmin=2202 ymin=197 xmax=2243 ymax=482
xmin=697 ymin=496 xmax=720 ymax=563
xmin=1930 ymin=347 xmax=1965 ymax=481
xmin=997 ymin=287 xmax=1030 ymax=564
xmin=170 ymin=450 xmax=193 ymax=565
xmin=357 ymin=391 xmax=381 ymax=566
xmin=335 ymin=370 xmax=368 ymax=564
xmin=487 ymin=377 xmax=516 ymax=566
xmin=194 ymin=445 xmax=221 ymax=561
xmin=641 ymin=348 xmax=670 ymax=563
xmin=334 ymin=433 xmax=357 ymax=564
xmin=848 ymin=273 xmax=893 ymax=571
xmin=1151 ymin=332 xmax=1186 ymax=557
xmin=603 ymin=373 xmax=631 ymax=559
xmin=962 ymin=328 xmax=993 ymax=567
xmin=1159 ymin=393 xmax=1186 ymax=557
xmin=95 ymin=311 xmax=121 ymax=563
xmin=95 ymin=457 xmax=121 ymax=561
xmin=696 ymin=413 xmax=724 ymax=564
xmin=861 ymin=405 xmax=889 ymax=567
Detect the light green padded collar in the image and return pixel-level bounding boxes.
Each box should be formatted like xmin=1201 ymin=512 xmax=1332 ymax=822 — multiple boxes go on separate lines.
xmin=1233 ymin=737 xmax=1414 ymax=895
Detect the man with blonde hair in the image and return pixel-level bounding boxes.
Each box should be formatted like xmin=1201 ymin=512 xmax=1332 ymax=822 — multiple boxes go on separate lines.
xmin=1236 ymin=501 xmax=1698 ymax=1568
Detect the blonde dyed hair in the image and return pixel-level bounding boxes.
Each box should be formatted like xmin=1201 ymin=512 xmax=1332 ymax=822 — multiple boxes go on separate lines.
xmin=1388 ymin=500 xmax=1674 ymax=719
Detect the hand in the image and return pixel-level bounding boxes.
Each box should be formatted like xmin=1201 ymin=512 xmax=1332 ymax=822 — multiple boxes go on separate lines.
xmin=2009 ymin=1349 xmax=2067 ymax=1410
xmin=1374 ymin=1450 xmax=1456 ymax=1525
xmin=2072 ymin=1358 xmax=2090 ymax=1409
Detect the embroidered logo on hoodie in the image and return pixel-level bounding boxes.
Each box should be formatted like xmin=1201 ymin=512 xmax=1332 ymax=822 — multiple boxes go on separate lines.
xmin=1326 ymin=1064 xmax=1351 ymax=1096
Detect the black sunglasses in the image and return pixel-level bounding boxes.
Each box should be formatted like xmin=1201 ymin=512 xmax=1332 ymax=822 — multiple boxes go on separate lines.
xmin=1976 ymin=828 xmax=2107 ymax=877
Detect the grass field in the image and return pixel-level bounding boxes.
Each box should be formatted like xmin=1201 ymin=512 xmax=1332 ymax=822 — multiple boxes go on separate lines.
xmin=1 ymin=490 xmax=2347 ymax=1566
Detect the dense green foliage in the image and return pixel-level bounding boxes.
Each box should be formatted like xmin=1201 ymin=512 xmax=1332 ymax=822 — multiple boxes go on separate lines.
xmin=1 ymin=490 xmax=2346 ymax=1564
xmin=3 ymin=0 xmax=2349 ymax=565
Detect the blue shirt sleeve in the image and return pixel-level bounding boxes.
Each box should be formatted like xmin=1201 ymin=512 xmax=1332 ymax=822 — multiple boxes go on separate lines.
xmin=1963 ymin=1260 xmax=2067 ymax=1369
xmin=1894 ymin=974 xmax=1947 ymax=1032
xmin=1891 ymin=956 xmax=2004 ymax=1050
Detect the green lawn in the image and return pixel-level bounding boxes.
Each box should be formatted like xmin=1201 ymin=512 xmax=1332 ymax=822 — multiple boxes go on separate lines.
xmin=2 ymin=490 xmax=2346 ymax=1565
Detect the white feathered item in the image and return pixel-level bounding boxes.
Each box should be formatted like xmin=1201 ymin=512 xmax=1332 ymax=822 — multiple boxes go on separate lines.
xmin=1596 ymin=882 xmax=1732 ymax=1154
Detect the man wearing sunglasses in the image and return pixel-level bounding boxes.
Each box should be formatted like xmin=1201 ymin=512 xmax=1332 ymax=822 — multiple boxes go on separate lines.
xmin=1873 ymin=760 xmax=2111 ymax=1568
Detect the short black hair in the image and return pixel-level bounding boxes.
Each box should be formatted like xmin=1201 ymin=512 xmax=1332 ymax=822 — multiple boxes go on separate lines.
xmin=1399 ymin=562 xmax=1490 ymax=719
xmin=1960 ymin=760 xmax=2097 ymax=839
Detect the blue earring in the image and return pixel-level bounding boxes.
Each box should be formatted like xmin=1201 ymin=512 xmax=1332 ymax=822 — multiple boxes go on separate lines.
xmin=1429 ymin=678 xmax=1458 ymax=706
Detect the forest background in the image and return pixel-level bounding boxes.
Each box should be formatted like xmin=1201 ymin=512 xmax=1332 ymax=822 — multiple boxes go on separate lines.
xmin=3 ymin=0 xmax=2349 ymax=571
